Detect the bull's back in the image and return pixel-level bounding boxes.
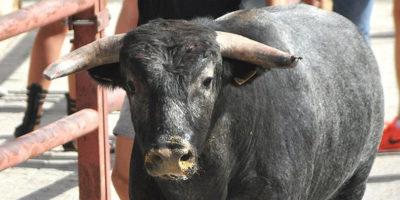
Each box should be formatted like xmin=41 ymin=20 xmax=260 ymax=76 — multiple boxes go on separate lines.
xmin=216 ymin=4 xmax=383 ymax=199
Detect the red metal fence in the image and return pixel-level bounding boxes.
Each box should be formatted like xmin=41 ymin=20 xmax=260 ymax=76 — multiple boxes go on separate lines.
xmin=0 ymin=0 xmax=111 ymax=199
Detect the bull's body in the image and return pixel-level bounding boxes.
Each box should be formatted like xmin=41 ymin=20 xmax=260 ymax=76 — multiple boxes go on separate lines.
xmin=46 ymin=4 xmax=384 ymax=200
xmin=125 ymin=5 xmax=383 ymax=200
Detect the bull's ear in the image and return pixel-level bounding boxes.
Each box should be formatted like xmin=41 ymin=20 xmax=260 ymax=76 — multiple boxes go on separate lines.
xmin=225 ymin=59 xmax=265 ymax=86
xmin=233 ymin=69 xmax=257 ymax=86
xmin=87 ymin=63 xmax=124 ymax=88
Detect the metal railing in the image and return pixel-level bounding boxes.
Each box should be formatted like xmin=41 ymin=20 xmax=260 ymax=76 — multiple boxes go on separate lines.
xmin=0 ymin=0 xmax=111 ymax=199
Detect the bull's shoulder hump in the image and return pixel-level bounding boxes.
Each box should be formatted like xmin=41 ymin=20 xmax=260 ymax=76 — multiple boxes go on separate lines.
xmin=216 ymin=4 xmax=351 ymax=29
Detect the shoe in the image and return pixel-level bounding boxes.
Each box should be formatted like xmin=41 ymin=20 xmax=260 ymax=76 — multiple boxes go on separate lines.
xmin=109 ymin=139 xmax=115 ymax=154
xmin=63 ymin=93 xmax=77 ymax=151
xmin=14 ymin=84 xmax=47 ymax=137
xmin=0 ymin=86 xmax=8 ymax=97
xmin=62 ymin=141 xmax=76 ymax=151
xmin=65 ymin=93 xmax=77 ymax=116
xmin=61 ymin=94 xmax=116 ymax=153
xmin=379 ymin=117 xmax=400 ymax=151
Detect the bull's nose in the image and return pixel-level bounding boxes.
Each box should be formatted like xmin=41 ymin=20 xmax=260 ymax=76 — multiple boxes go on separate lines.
xmin=147 ymin=147 xmax=194 ymax=169
xmin=150 ymin=148 xmax=193 ymax=163
xmin=145 ymin=146 xmax=196 ymax=180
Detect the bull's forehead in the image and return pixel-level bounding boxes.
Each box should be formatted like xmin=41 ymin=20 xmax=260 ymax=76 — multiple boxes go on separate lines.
xmin=131 ymin=41 xmax=218 ymax=91
xmin=122 ymin=18 xmax=220 ymax=81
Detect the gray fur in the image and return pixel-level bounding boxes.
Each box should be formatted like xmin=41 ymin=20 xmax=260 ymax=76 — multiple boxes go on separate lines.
xmin=91 ymin=4 xmax=384 ymax=200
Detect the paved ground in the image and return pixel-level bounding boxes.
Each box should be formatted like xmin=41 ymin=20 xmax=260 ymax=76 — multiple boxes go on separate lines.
xmin=0 ymin=0 xmax=399 ymax=199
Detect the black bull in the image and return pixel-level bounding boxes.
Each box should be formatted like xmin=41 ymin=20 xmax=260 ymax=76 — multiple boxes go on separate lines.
xmin=44 ymin=4 xmax=383 ymax=200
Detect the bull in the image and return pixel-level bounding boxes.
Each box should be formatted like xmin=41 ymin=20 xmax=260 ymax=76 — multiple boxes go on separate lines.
xmin=44 ymin=4 xmax=383 ymax=200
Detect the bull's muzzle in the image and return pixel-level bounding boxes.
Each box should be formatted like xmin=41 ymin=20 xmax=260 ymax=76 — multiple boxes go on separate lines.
xmin=144 ymin=137 xmax=196 ymax=181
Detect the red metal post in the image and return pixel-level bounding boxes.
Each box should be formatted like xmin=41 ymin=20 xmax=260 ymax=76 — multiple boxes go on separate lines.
xmin=0 ymin=0 xmax=95 ymax=41
xmin=71 ymin=0 xmax=110 ymax=199
xmin=0 ymin=109 xmax=99 ymax=171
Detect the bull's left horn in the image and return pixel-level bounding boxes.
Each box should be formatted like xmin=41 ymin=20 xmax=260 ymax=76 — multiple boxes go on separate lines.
xmin=216 ymin=31 xmax=301 ymax=68
xmin=43 ymin=34 xmax=125 ymax=80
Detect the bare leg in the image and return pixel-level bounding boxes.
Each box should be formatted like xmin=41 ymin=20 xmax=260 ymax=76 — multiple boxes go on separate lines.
xmin=115 ymin=0 xmax=138 ymax=34
xmin=379 ymin=0 xmax=400 ymax=151
xmin=301 ymin=0 xmax=324 ymax=8
xmin=264 ymin=0 xmax=288 ymax=6
xmin=29 ymin=21 xmax=68 ymax=121
xmin=111 ymin=0 xmax=138 ymax=199
xmin=112 ymin=135 xmax=134 ymax=200
xmin=265 ymin=0 xmax=324 ymax=8
xmin=394 ymin=0 xmax=400 ymax=116
xmin=67 ymin=74 xmax=76 ymax=110
xmin=28 ymin=22 xmax=67 ymax=90
xmin=14 ymin=21 xmax=68 ymax=137
xmin=105 ymin=0 xmax=139 ymax=112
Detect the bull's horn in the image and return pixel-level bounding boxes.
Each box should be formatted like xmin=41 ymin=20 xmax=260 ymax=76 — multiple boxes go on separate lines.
xmin=43 ymin=34 xmax=125 ymax=80
xmin=216 ymin=31 xmax=301 ymax=68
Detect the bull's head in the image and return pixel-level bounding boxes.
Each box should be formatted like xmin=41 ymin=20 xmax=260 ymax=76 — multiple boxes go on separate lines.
xmin=44 ymin=19 xmax=300 ymax=181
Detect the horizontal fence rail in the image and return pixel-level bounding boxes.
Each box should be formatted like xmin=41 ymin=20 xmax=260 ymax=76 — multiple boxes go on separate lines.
xmin=0 ymin=0 xmax=111 ymax=198
xmin=0 ymin=109 xmax=99 ymax=171
xmin=0 ymin=0 xmax=95 ymax=41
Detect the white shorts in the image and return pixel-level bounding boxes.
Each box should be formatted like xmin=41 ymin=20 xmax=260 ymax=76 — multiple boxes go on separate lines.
xmin=113 ymin=96 xmax=135 ymax=139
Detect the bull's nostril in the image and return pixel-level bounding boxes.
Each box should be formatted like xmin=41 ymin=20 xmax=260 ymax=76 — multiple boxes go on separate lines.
xmin=151 ymin=154 xmax=163 ymax=163
xmin=170 ymin=174 xmax=178 ymax=179
xmin=180 ymin=151 xmax=193 ymax=162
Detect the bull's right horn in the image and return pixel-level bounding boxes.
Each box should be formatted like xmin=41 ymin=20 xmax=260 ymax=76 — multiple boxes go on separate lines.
xmin=43 ymin=34 xmax=125 ymax=80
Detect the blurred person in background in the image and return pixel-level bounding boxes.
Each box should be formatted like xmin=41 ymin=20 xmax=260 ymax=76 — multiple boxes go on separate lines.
xmin=379 ymin=0 xmax=400 ymax=151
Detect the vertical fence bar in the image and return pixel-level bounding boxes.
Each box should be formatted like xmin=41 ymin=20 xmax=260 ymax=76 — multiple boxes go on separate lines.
xmin=70 ymin=0 xmax=110 ymax=199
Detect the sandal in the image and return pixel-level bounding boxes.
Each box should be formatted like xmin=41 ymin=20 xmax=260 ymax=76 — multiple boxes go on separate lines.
xmin=14 ymin=83 xmax=47 ymax=137
xmin=63 ymin=93 xmax=77 ymax=151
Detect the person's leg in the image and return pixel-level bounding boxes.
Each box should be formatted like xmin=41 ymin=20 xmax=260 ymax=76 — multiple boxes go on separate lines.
xmin=395 ymin=0 xmax=400 ymax=118
xmin=265 ymin=0 xmax=324 ymax=8
xmin=115 ymin=0 xmax=138 ymax=34
xmin=112 ymin=135 xmax=134 ymax=200
xmin=379 ymin=0 xmax=400 ymax=151
xmin=14 ymin=20 xmax=68 ymax=137
xmin=333 ymin=0 xmax=374 ymax=43
xmin=264 ymin=0 xmax=288 ymax=6
xmin=301 ymin=0 xmax=324 ymax=8
xmin=112 ymin=95 xmax=136 ymax=198
xmin=111 ymin=0 xmax=138 ymax=198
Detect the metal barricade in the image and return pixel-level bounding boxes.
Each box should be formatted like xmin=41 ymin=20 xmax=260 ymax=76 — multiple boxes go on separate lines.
xmin=0 ymin=0 xmax=111 ymax=199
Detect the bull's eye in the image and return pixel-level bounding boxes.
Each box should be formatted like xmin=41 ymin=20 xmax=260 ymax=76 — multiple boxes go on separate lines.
xmin=202 ymin=77 xmax=213 ymax=88
xmin=125 ymin=81 xmax=136 ymax=94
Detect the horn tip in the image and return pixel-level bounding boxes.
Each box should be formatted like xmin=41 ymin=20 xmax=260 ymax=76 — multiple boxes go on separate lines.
xmin=43 ymin=67 xmax=62 ymax=80
xmin=289 ymin=56 xmax=302 ymax=68
xmin=43 ymin=73 xmax=54 ymax=80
